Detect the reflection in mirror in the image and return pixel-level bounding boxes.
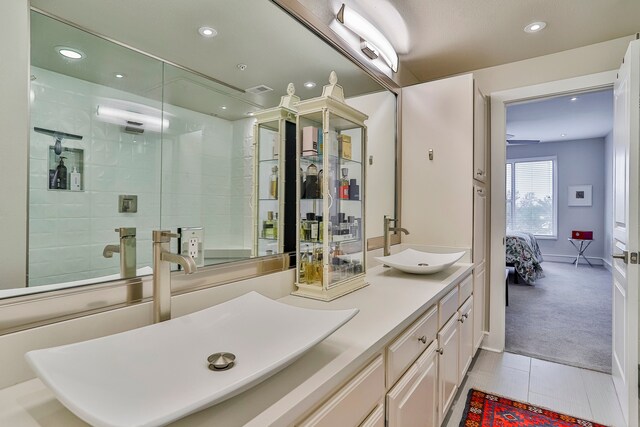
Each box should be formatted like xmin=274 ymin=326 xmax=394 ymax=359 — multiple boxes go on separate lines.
xmin=1 ymin=3 xmax=395 ymax=302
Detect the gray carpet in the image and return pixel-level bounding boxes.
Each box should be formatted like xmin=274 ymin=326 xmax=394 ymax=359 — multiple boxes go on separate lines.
xmin=505 ymin=261 xmax=612 ymax=373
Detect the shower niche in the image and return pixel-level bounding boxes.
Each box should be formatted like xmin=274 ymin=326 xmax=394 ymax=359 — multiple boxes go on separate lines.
xmin=48 ymin=146 xmax=84 ymax=191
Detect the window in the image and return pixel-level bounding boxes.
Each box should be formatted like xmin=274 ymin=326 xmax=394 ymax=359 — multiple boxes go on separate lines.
xmin=506 ymin=157 xmax=557 ymax=237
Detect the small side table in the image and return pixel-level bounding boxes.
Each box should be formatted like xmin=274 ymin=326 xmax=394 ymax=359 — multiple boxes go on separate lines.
xmin=568 ymin=238 xmax=593 ymax=267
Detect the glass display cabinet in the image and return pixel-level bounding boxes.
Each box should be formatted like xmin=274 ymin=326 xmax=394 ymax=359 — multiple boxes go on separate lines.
xmin=293 ymin=72 xmax=368 ymax=301
xmin=253 ymin=84 xmax=299 ymax=257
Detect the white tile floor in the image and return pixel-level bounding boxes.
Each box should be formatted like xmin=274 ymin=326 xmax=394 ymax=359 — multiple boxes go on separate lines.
xmin=444 ymin=350 xmax=626 ymax=427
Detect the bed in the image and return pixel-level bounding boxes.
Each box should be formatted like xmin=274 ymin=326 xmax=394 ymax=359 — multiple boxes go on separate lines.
xmin=506 ymin=231 xmax=544 ymax=283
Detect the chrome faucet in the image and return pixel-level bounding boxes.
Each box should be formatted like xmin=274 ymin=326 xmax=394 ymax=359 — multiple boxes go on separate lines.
xmin=103 ymin=227 xmax=137 ymax=279
xmin=383 ymin=216 xmax=409 ymax=258
xmin=152 ymin=230 xmax=197 ymax=323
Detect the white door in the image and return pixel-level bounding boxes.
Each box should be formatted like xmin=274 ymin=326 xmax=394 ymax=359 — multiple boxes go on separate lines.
xmin=612 ymin=39 xmax=639 ymax=426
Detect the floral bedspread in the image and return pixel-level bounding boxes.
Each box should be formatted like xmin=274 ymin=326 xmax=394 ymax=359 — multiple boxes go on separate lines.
xmin=506 ymin=231 xmax=544 ymax=283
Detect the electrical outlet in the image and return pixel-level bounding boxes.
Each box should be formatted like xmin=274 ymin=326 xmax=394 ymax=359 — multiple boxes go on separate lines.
xmin=178 ymin=227 xmax=205 ymax=268
xmin=188 ymin=238 xmax=198 ymax=259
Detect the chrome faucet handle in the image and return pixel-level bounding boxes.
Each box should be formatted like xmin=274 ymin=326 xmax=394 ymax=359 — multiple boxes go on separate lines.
xmin=152 ymin=230 xmax=180 ymax=243
xmin=115 ymin=227 xmax=136 ymax=238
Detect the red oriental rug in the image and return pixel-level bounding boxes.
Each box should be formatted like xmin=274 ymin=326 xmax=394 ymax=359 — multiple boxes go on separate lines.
xmin=460 ymin=389 xmax=609 ymax=427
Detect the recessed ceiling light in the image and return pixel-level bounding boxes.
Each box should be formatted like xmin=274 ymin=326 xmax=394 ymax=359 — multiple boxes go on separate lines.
xmin=57 ymin=47 xmax=84 ymax=60
xmin=221 ymin=106 xmax=227 ymax=110
xmin=198 ymin=26 xmax=217 ymax=38
xmin=115 ymin=73 xmax=126 ymax=79
xmin=237 ymin=64 xmax=247 ymax=71
xmin=561 ymin=133 xmax=567 ymax=137
xmin=304 ymin=81 xmax=316 ymax=89
xmin=524 ymin=21 xmax=547 ymax=33
xmin=570 ymin=96 xmax=578 ymax=101
xmin=246 ymin=112 xmax=255 ymax=116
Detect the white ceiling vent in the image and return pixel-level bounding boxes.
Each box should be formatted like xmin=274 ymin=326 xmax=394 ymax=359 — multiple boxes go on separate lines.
xmin=246 ymin=84 xmax=273 ymax=94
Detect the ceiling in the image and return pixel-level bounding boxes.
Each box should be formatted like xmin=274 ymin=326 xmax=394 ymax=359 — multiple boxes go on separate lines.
xmin=28 ymin=0 xmax=640 ymax=105
xmin=506 ymin=89 xmax=614 ymax=144
xmin=295 ymin=0 xmax=640 ymax=83
xmin=29 ymin=0 xmax=384 ymax=121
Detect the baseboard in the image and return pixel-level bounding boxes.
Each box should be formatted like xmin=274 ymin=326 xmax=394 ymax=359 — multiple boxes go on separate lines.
xmin=602 ymin=258 xmax=613 ymax=272
xmin=543 ymin=253 xmax=604 ymax=266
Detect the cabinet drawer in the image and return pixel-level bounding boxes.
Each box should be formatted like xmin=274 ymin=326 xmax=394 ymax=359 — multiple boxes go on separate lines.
xmin=438 ymin=286 xmax=459 ymax=328
xmin=458 ymin=274 xmax=473 ymax=307
xmin=360 ymin=401 xmax=384 ymax=427
xmin=386 ymin=305 xmax=438 ymax=387
xmin=298 ymin=354 xmax=385 ymax=427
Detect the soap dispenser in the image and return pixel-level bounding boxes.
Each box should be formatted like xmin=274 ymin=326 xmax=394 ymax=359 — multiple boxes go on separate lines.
xmin=55 ymin=156 xmax=68 ymax=190
xmin=70 ymin=166 xmax=81 ymax=191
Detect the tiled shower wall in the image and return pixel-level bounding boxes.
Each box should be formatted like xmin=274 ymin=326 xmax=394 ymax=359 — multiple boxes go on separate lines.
xmin=29 ymin=67 xmax=252 ymax=286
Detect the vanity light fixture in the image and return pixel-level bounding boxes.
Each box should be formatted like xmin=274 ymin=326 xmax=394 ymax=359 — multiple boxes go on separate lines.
xmin=336 ymin=4 xmax=398 ymax=72
xmin=57 ymin=46 xmax=85 ymax=60
xmin=524 ymin=21 xmax=547 ymax=33
xmin=304 ymin=81 xmax=316 ymax=89
xmin=198 ymin=26 xmax=217 ymax=38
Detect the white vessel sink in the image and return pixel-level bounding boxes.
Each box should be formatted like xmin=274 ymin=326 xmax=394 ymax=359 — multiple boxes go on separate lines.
xmin=26 ymin=291 xmax=358 ymax=427
xmin=375 ymin=249 xmax=465 ymax=274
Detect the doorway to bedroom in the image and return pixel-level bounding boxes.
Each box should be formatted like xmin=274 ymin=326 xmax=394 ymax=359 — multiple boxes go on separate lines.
xmin=504 ymin=88 xmax=614 ymax=373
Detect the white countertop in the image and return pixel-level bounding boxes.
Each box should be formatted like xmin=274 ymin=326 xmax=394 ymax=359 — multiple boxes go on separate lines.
xmin=0 ymin=262 xmax=473 ymax=427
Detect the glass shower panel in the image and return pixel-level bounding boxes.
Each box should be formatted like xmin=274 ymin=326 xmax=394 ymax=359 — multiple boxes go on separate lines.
xmin=160 ymin=64 xmax=256 ymax=268
xmin=28 ymin=11 xmax=163 ymax=287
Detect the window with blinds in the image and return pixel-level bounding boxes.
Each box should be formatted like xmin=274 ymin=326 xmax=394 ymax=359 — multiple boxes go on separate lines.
xmin=505 ymin=157 xmax=556 ymax=237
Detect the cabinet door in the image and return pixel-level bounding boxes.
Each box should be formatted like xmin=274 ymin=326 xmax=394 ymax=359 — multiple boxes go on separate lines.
xmin=437 ymin=315 xmax=459 ymax=425
xmin=473 ymin=83 xmax=487 ymax=182
xmin=387 ymin=341 xmax=438 ymax=427
xmin=473 ymin=263 xmax=486 ymax=352
xmin=458 ymin=296 xmax=473 ymax=384
xmin=473 ymin=184 xmax=486 ymax=264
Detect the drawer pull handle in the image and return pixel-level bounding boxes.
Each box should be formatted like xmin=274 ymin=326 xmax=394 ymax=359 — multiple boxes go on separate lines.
xmin=418 ymin=336 xmax=427 ymax=344
xmin=436 ymin=348 xmax=444 ymax=355
xmin=458 ymin=317 xmax=465 ymax=323
xmin=463 ymin=313 xmax=469 ymax=319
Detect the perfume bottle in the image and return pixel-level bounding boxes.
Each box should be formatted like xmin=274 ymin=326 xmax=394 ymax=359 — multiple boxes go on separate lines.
xmin=263 ymin=211 xmax=276 ymax=239
xmin=307 ymin=212 xmax=319 ymax=242
xmin=269 ymin=165 xmax=278 ymax=199
xmin=306 ymin=163 xmax=318 ymax=199
xmin=339 ymin=168 xmax=349 ymax=199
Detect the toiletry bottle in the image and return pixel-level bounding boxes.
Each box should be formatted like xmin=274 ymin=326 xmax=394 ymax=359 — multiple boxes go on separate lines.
xmin=55 ymin=156 xmax=68 ymax=190
xmin=339 ymin=168 xmax=349 ymax=199
xmin=318 ymin=169 xmax=323 ymax=198
xmin=300 ymin=168 xmax=306 ymax=198
xmin=349 ymin=179 xmax=359 ymax=200
xmin=70 ymin=166 xmax=81 ymax=191
xmin=269 ymin=165 xmax=278 ymax=199
xmin=307 ymin=212 xmax=318 ymax=242
xmin=317 ymin=216 xmax=323 ymax=242
xmin=305 ymin=163 xmax=318 ymax=199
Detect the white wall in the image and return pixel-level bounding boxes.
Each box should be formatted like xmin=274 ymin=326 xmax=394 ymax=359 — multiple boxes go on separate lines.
xmin=472 ymin=35 xmax=634 ymax=94
xmin=401 ymin=74 xmax=474 ymax=248
xmin=0 ymin=0 xmax=28 ymax=289
xmin=346 ymin=91 xmax=396 ymax=238
xmin=507 ymin=138 xmax=606 ymax=261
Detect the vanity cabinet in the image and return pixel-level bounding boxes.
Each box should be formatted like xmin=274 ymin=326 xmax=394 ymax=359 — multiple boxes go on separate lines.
xmin=297 ymin=354 xmax=385 ymax=427
xmin=387 ymin=340 xmax=439 ymax=427
xmin=473 ymin=262 xmax=486 ymax=352
xmin=437 ymin=314 xmax=459 ymax=425
xmin=473 ymin=84 xmax=487 ymax=183
xmin=292 ymin=73 xmax=369 ymax=301
xmin=253 ymin=86 xmax=299 ymax=257
xmin=457 ymin=296 xmax=474 ymax=383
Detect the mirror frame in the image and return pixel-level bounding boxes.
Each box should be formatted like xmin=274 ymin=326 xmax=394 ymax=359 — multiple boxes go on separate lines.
xmin=0 ymin=1 xmax=402 ymax=335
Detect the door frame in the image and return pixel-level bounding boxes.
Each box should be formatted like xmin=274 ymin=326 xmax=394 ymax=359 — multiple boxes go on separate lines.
xmin=486 ymin=70 xmax=618 ymax=351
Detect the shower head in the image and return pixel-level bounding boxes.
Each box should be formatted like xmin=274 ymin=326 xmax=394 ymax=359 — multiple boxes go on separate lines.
xmin=34 ymin=127 xmax=83 ymax=155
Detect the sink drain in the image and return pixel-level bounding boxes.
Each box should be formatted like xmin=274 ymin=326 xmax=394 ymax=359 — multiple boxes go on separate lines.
xmin=418 ymin=263 xmax=429 ymax=267
xmin=207 ymin=352 xmax=236 ymax=371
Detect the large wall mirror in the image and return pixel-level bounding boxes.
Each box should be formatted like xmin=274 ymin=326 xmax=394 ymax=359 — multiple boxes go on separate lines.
xmin=0 ymin=1 xmax=397 ymax=306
